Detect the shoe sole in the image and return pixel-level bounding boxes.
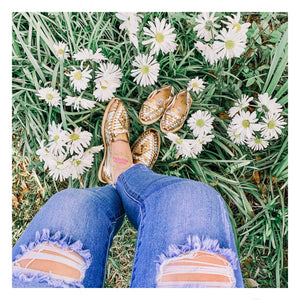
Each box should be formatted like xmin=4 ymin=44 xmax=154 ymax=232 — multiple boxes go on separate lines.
xmin=98 ymin=97 xmax=121 ymax=184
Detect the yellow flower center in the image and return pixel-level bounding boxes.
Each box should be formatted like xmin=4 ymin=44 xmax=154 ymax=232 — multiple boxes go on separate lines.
xmin=233 ymin=131 xmax=241 ymax=138
xmin=233 ymin=23 xmax=242 ymax=32
xmin=69 ymin=133 xmax=79 ymax=141
xmin=225 ymin=40 xmax=235 ymax=50
xmin=45 ymin=93 xmax=54 ymax=100
xmin=72 ymin=159 xmax=81 ymax=167
xmin=254 ymin=138 xmax=262 ymax=144
xmin=196 ymin=119 xmax=205 ymax=128
xmin=192 ymin=82 xmax=199 ymax=88
xmin=175 ymin=138 xmax=182 ymax=145
xmin=101 ymin=80 xmax=109 ymax=90
xmin=242 ymin=120 xmax=250 ymax=128
xmin=58 ymin=49 xmax=64 ymax=54
xmin=155 ymin=32 xmax=165 ymax=43
xmin=74 ymin=71 xmax=82 ymax=80
xmin=53 ymin=135 xmax=60 ymax=141
xmin=141 ymin=65 xmax=150 ymax=74
xmin=267 ymin=120 xmax=276 ymax=129
xmin=204 ymin=20 xmax=213 ymax=31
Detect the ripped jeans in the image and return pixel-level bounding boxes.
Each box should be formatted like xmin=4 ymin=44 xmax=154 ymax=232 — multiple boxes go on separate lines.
xmin=12 ymin=163 xmax=244 ymax=288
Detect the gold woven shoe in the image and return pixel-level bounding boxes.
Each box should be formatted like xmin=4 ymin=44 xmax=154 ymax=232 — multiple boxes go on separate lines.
xmin=160 ymin=90 xmax=192 ymax=133
xmin=139 ymin=85 xmax=174 ymax=125
xmin=131 ymin=128 xmax=160 ymax=169
xmin=98 ymin=98 xmax=130 ymax=184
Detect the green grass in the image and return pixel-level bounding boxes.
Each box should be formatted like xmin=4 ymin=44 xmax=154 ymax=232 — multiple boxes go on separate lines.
xmin=12 ymin=12 xmax=288 ymax=288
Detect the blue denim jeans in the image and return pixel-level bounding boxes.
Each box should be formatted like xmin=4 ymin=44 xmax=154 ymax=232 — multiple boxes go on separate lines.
xmin=12 ymin=163 xmax=244 ymax=288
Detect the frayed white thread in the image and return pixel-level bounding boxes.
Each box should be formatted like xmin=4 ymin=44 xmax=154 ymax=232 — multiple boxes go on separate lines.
xmin=12 ymin=229 xmax=92 ymax=287
xmin=156 ymin=235 xmax=238 ymax=288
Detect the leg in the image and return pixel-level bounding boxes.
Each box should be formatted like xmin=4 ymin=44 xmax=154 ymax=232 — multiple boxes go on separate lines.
xmin=116 ymin=163 xmax=244 ymax=288
xmin=12 ymin=185 xmax=124 ymax=288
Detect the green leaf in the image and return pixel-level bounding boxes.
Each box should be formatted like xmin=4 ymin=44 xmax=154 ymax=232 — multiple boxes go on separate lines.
xmin=263 ymin=29 xmax=288 ymax=94
xmin=246 ymin=77 xmax=255 ymax=87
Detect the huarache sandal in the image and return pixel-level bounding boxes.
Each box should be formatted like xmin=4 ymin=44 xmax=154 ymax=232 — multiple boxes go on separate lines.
xmin=98 ymin=98 xmax=130 ymax=184
xmin=131 ymin=128 xmax=160 ymax=169
xmin=139 ymin=85 xmax=174 ymax=125
xmin=160 ymin=90 xmax=192 ymax=133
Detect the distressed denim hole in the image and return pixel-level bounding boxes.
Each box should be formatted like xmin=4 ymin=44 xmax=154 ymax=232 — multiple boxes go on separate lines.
xmin=13 ymin=242 xmax=87 ymax=283
xmin=156 ymin=250 xmax=236 ymax=288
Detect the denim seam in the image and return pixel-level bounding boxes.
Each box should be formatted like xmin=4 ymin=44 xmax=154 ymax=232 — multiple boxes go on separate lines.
xmin=100 ymin=221 xmax=116 ymax=288
xmin=130 ymin=203 xmax=144 ymax=287
xmin=119 ymin=175 xmax=143 ymax=204
xmin=114 ymin=213 xmax=125 ymax=222
xmin=118 ymin=176 xmax=145 ymax=287
xmin=86 ymin=190 xmax=124 ymax=222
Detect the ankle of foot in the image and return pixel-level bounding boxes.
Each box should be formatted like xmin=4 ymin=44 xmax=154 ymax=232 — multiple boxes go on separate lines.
xmin=109 ymin=140 xmax=133 ymax=183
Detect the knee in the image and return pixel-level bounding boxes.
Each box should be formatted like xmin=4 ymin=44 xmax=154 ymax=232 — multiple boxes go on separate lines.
xmin=161 ymin=180 xmax=224 ymax=213
xmin=46 ymin=188 xmax=97 ymax=214
xmin=156 ymin=236 xmax=237 ymax=288
xmin=12 ymin=229 xmax=92 ymax=287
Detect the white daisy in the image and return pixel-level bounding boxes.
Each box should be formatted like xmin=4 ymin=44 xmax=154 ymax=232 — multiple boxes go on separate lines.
xmin=95 ymin=62 xmax=123 ymax=84
xmin=93 ymin=77 xmax=118 ymax=102
xmin=196 ymin=131 xmax=214 ymax=145
xmin=222 ymin=12 xmax=250 ymax=41
xmin=228 ymin=95 xmax=253 ymax=117
xmin=36 ymin=139 xmax=49 ymax=162
xmin=36 ymin=139 xmax=56 ymax=170
xmin=256 ymin=93 xmax=283 ymax=115
xmin=36 ymin=87 xmax=61 ymax=107
xmin=53 ymin=41 xmax=70 ymax=59
xmin=116 ymin=12 xmax=143 ymax=50
xmin=73 ymin=48 xmax=94 ymax=62
xmin=195 ymin=41 xmax=219 ymax=65
xmin=128 ymin=33 xmax=140 ymax=50
xmin=187 ymin=110 xmax=215 ymax=137
xmin=83 ymin=145 xmax=104 ymax=155
xmin=260 ymin=112 xmax=286 ymax=140
xmin=191 ymin=132 xmax=214 ymax=155
xmin=48 ymin=154 xmax=70 ymax=181
xmin=165 ymin=133 xmax=197 ymax=158
xmin=69 ymin=153 xmax=93 ymax=180
xmin=66 ymin=66 xmax=92 ymax=93
xmin=214 ymin=28 xmax=247 ymax=59
xmin=194 ymin=12 xmax=221 ymax=42
xmin=131 ymin=54 xmax=160 ymax=87
xmin=231 ymin=110 xmax=261 ymax=139
xmin=227 ymin=123 xmax=246 ymax=145
xmin=47 ymin=121 xmax=68 ymax=155
xmin=64 ymin=96 xmax=96 ymax=111
xmin=66 ymin=127 xmax=93 ymax=155
xmin=142 ymin=17 xmax=177 ymax=55
xmin=247 ymin=136 xmax=269 ymax=151
xmin=69 ymin=145 xmax=104 ymax=179
xmin=80 ymin=146 xmax=103 ymax=167
xmin=187 ymin=77 xmax=206 ymax=94
xmin=73 ymin=48 xmax=107 ymax=65
xmin=116 ymin=12 xmax=143 ymax=34
xmin=93 ymin=48 xmax=108 ymax=63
